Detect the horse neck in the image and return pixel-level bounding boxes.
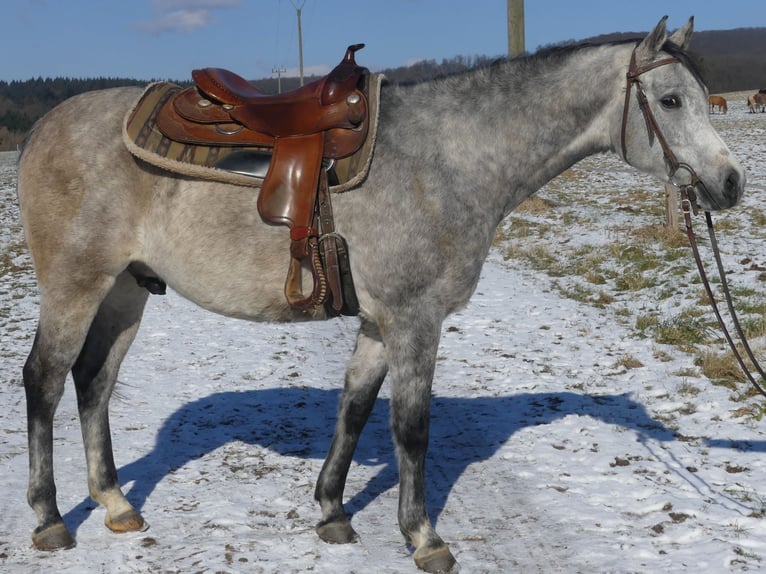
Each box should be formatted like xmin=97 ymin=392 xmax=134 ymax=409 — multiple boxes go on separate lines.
xmin=381 ymin=43 xmax=633 ymax=217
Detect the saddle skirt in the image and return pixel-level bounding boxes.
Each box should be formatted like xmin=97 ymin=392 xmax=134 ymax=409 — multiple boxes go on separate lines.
xmin=122 ymin=73 xmax=383 ymax=192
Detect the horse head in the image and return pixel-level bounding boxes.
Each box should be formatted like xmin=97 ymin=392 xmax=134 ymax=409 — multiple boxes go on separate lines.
xmin=615 ymin=16 xmax=745 ymax=212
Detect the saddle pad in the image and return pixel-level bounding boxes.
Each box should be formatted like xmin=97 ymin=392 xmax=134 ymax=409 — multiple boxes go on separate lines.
xmin=122 ymin=75 xmax=384 ymax=192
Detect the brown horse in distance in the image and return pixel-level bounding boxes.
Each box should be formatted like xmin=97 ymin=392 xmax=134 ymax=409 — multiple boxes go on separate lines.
xmin=709 ymin=95 xmax=727 ymax=113
xmin=748 ymin=93 xmax=766 ymax=113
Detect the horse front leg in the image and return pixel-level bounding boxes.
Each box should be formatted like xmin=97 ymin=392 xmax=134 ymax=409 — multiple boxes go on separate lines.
xmin=387 ymin=317 xmax=457 ymax=574
xmin=72 ymin=271 xmax=149 ymax=535
xmin=315 ymin=320 xmax=388 ymax=543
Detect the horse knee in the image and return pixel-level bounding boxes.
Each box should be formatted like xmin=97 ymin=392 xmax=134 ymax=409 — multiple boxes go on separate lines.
xmin=390 ymin=394 xmax=430 ymax=452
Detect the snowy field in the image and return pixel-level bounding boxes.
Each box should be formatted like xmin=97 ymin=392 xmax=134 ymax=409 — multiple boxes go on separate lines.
xmin=1 ymin=97 xmax=766 ymax=573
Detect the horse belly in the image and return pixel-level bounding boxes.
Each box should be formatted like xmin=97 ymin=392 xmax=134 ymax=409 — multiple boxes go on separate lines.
xmin=140 ymin=184 xmax=323 ymax=322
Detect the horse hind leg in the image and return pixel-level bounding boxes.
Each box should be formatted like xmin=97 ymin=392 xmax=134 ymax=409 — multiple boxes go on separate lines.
xmin=24 ymin=271 xmax=120 ymax=550
xmin=24 ymin=329 xmax=77 ymax=551
xmin=315 ymin=320 xmax=388 ymax=544
xmin=71 ymin=270 xmax=149 ymax=536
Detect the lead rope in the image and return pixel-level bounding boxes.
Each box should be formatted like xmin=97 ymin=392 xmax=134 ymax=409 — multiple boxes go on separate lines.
xmin=680 ymin=187 xmax=766 ymax=398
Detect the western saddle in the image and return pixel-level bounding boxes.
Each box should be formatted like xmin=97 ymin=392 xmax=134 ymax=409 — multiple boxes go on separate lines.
xmin=156 ymin=44 xmax=370 ymax=315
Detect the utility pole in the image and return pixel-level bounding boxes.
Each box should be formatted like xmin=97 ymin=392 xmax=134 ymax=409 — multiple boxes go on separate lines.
xmin=272 ymin=66 xmax=287 ymax=93
xmin=507 ymin=0 xmax=525 ymax=56
xmin=665 ymin=183 xmax=679 ymax=228
xmin=290 ymin=0 xmax=305 ymax=86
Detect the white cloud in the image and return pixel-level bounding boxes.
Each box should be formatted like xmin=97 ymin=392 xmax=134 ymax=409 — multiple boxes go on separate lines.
xmin=151 ymin=0 xmax=240 ymax=10
xmin=136 ymin=9 xmax=208 ymax=33
xmin=136 ymin=0 xmax=240 ymax=34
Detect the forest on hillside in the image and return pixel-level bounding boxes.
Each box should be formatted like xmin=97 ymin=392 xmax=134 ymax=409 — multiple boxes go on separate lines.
xmin=1 ymin=27 xmax=764 ymax=150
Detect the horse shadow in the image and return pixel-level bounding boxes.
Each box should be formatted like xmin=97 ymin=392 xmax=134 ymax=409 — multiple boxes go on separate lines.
xmin=61 ymin=386 xmax=766 ymax=536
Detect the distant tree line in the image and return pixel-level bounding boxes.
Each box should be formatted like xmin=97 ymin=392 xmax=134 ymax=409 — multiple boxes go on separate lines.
xmin=0 ymin=77 xmax=151 ymax=149
xmin=248 ymin=54 xmax=496 ymax=97
xmin=1 ymin=28 xmax=764 ymax=150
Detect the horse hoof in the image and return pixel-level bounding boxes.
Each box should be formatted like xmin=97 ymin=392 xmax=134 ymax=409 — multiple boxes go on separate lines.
xmin=414 ymin=544 xmax=458 ymax=574
xmin=105 ymin=509 xmax=147 ymax=533
xmin=32 ymin=523 xmax=76 ymax=551
xmin=316 ymin=520 xmax=359 ymax=544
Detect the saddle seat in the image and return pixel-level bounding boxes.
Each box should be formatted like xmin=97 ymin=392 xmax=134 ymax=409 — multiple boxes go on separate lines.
xmin=154 ymin=44 xmax=370 ymax=315
xmin=187 ymin=43 xmax=367 ymax=139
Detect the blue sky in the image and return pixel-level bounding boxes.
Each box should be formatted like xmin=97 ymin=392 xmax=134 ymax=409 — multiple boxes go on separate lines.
xmin=2 ymin=1 xmax=762 ymax=82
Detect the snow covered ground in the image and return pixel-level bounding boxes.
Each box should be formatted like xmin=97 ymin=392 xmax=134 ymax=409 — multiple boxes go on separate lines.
xmin=1 ymin=99 xmax=766 ymax=573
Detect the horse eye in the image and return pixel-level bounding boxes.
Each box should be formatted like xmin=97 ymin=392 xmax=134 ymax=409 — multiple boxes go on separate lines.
xmin=660 ymin=95 xmax=682 ymax=109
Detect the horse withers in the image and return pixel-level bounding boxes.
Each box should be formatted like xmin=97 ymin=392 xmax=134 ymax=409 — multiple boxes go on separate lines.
xmin=16 ymin=16 xmax=744 ymax=573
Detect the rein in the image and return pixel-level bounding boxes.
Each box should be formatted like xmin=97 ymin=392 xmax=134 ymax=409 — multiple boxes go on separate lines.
xmin=621 ymin=46 xmax=766 ymax=398
xmin=680 ymin=191 xmax=766 ymax=398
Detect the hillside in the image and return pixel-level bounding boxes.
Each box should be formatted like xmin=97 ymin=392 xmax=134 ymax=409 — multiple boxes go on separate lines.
xmin=1 ymin=27 xmax=764 ymax=150
xmin=583 ymin=27 xmax=766 ymax=93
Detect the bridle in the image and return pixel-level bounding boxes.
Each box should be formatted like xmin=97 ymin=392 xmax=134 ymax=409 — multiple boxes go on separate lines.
xmin=620 ymin=45 xmax=766 ymax=398
xmin=620 ymin=48 xmax=709 ymax=212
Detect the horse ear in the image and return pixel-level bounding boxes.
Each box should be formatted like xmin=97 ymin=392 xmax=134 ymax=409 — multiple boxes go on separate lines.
xmin=668 ymin=16 xmax=694 ymax=51
xmin=635 ymin=15 xmax=668 ymax=64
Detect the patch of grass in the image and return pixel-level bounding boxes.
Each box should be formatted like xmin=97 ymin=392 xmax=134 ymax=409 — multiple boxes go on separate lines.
xmin=671 ymin=367 xmax=699 ymax=378
xmin=731 ymin=286 xmax=759 ymax=299
xmin=697 ymin=350 xmax=745 ymax=388
xmin=731 ymin=403 xmax=766 ymax=422
xmin=676 ymin=380 xmax=702 ymax=396
xmin=522 ymin=245 xmax=559 ymax=272
xmin=614 ymin=306 xmax=632 ymax=317
xmin=653 ymin=347 xmax=673 ymax=362
xmin=740 ymin=316 xmax=766 ymax=340
xmin=592 ymin=291 xmax=616 ymax=307
xmin=633 ymin=224 xmax=688 ymax=249
xmin=585 ymin=269 xmax=607 ymax=285
xmin=636 ymin=313 xmax=659 ymax=333
xmin=515 ymin=195 xmax=557 ymax=214
xmin=0 ymin=242 xmax=33 ymax=275
xmin=654 ymin=314 xmax=715 ymax=350
xmin=556 ymin=282 xmax=593 ymax=304
xmin=751 ymin=210 xmax=766 ymax=228
xmin=711 ymin=216 xmax=743 ymax=234
xmin=614 ymin=269 xmax=656 ymax=292
xmin=614 ymin=355 xmax=644 ymax=370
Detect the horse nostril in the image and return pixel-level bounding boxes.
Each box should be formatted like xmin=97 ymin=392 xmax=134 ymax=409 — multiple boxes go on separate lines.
xmin=724 ymin=170 xmax=742 ymax=205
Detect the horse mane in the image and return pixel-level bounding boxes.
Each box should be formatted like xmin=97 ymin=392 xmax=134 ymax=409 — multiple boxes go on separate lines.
xmin=390 ymin=35 xmax=706 ymax=93
xmin=528 ymin=37 xmax=704 ymax=87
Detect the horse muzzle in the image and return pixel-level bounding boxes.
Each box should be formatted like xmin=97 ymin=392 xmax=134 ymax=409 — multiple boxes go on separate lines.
xmin=675 ymin=162 xmax=745 ymax=213
xmin=703 ymin=164 xmax=746 ymax=211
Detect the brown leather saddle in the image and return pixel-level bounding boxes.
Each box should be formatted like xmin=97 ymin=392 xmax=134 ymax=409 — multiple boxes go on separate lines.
xmin=156 ymin=44 xmax=370 ymax=315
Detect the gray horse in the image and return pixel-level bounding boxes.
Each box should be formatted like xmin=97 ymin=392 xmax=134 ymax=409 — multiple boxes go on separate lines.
xmin=16 ymin=16 xmax=744 ymax=573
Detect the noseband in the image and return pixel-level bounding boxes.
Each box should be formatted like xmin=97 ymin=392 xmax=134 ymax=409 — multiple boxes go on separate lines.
xmin=619 ymin=47 xmax=705 ymax=213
